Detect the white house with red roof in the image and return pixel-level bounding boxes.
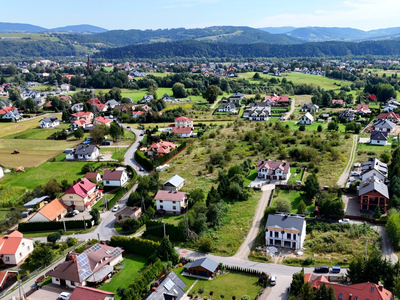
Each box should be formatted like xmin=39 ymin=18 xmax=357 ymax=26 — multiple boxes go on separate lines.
xmin=94 ymin=116 xmax=112 ymax=127
xmin=95 ymin=103 xmax=108 ymax=112
xmin=174 ymin=116 xmax=194 ymax=137
xmin=175 ymin=116 xmax=193 ymax=127
xmin=264 ymin=95 xmax=290 ymax=106
xmin=103 ymin=170 xmax=129 ymax=187
xmin=0 ymin=230 xmax=34 ymax=266
xmin=29 ymin=199 xmax=67 ymax=222
xmin=70 ymin=111 xmax=94 ymax=122
xmin=132 ymin=111 xmax=144 ymax=118
xmin=147 ymin=141 xmax=178 ymax=157
xmin=355 ymin=104 xmax=372 ymax=114
xmin=70 ymin=119 xmax=92 ymax=131
xmin=61 ymin=178 xmax=102 ymax=211
xmin=376 ymin=112 xmax=400 ymax=123
xmin=155 ymin=190 xmax=188 ymax=215
xmin=69 ymin=286 xmax=115 ymax=300
xmin=87 ymin=99 xmax=101 ymax=105
xmin=257 ymin=160 xmax=291 ymax=181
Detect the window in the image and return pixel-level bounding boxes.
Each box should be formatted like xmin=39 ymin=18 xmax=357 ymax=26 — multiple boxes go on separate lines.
xmin=69 ymin=195 xmax=73 ymax=199
xmin=22 ymin=242 xmax=25 ymax=246
xmin=56 ymin=278 xmax=59 ymax=282
xmin=371 ymin=286 xmax=374 ymax=292
xmin=27 ymin=246 xmax=30 ymax=251
xmin=71 ymin=201 xmax=74 ymax=205
xmin=19 ymin=252 xmax=22 ymax=257
xmin=173 ymin=201 xmax=176 ymax=204
xmin=159 ymin=200 xmax=163 ymax=203
xmin=274 ymin=232 xmax=279 ymax=238
xmin=339 ymin=294 xmax=343 ymax=299
xmin=287 ymin=233 xmax=291 ymax=240
xmin=173 ymin=206 xmax=176 ymax=210
xmin=355 ymin=297 xmax=358 ymax=300
xmin=160 ymin=205 xmax=163 ymax=209
xmin=270 ymin=231 xmax=273 ymax=237
xmin=106 ymin=181 xmax=110 ymax=184
xmin=5 ymin=257 xmax=9 ymax=261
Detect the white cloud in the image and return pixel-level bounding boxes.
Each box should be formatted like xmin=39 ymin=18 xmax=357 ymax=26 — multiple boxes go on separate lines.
xmin=254 ymin=0 xmax=400 ymax=30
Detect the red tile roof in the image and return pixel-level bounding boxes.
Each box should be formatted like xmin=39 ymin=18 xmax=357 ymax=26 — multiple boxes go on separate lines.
xmin=368 ymin=94 xmax=377 ymax=101
xmin=263 ymin=96 xmax=289 ymax=103
xmin=95 ymin=103 xmax=107 ymax=110
xmin=147 ymin=141 xmax=178 ymax=154
xmin=0 ymin=230 xmax=26 ymax=255
xmin=94 ymin=116 xmax=111 ymax=124
xmin=64 ymin=178 xmax=97 ymax=199
xmin=37 ymin=199 xmax=67 ymax=221
xmin=0 ymin=107 xmax=16 ymax=115
xmin=85 ymin=172 xmax=100 ymax=180
xmin=69 ymin=286 xmax=114 ymax=300
xmin=73 ymin=119 xmax=91 ymax=127
xmin=175 ymin=116 xmax=193 ymax=121
xmin=173 ymin=127 xmax=192 ymax=134
xmin=332 ymin=99 xmax=344 ymax=105
xmin=71 ymin=111 xmax=93 ymax=119
xmin=87 ymin=98 xmax=101 ymax=105
xmin=132 ymin=111 xmax=144 ymax=115
xmin=376 ymin=112 xmax=400 ymax=120
xmin=154 ymin=190 xmax=186 ymax=202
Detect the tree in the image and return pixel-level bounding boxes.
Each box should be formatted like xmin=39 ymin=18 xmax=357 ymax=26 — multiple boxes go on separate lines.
xmin=43 ymin=179 xmax=62 ymax=198
xmin=90 ymin=208 xmax=100 ymax=225
xmin=303 ymin=173 xmax=319 ymax=204
xmin=109 ymin=121 xmax=124 ymax=141
xmin=91 ymin=124 xmax=108 ymax=143
xmin=189 ymin=189 xmax=205 ymax=207
xmin=380 ymin=152 xmax=391 ymax=164
xmin=373 ymin=206 xmax=382 ymax=220
xmin=206 ymin=186 xmax=220 ymax=206
xmin=297 ymin=200 xmax=307 ymax=215
xmin=27 ymin=244 xmax=54 ymax=268
xmin=7 ymin=86 xmax=22 ymax=101
xmin=290 ymin=269 xmax=305 ymax=297
xmin=47 ymin=232 xmax=61 ymax=243
xmin=73 ymin=127 xmax=84 ymax=139
xmin=275 ymin=197 xmax=292 ymax=213
xmin=317 ymin=125 xmax=322 ymax=132
xmin=377 ymin=83 xmax=396 ymax=102
xmin=172 ymin=82 xmax=187 ymax=98
xmin=206 ymin=203 xmax=224 ymax=226
xmin=317 ymin=191 xmax=345 ymax=217
xmin=157 ymin=236 xmax=179 ymax=264
xmin=327 ymin=121 xmax=339 ymax=131
xmin=203 ymin=85 xmax=220 ymax=104
xmin=386 ymin=213 xmax=400 ymax=245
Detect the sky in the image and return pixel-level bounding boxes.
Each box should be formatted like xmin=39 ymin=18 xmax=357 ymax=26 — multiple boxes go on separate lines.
xmin=3 ymin=0 xmax=400 ymax=31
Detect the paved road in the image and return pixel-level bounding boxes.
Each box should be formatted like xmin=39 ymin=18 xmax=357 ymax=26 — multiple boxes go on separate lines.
xmin=284 ymin=98 xmax=295 ymax=120
xmin=372 ymin=225 xmax=398 ymax=263
xmin=121 ymin=125 xmax=149 ymax=177
xmin=337 ymin=134 xmax=358 ymax=187
xmin=265 ymin=275 xmax=291 ymax=300
xmin=234 ymin=185 xmax=273 ymax=260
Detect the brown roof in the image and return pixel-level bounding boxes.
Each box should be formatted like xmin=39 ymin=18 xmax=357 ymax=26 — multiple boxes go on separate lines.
xmin=85 ymin=172 xmax=100 ymax=180
xmin=173 ymin=127 xmax=192 ymax=134
xmin=69 ymin=286 xmax=114 ymax=300
xmin=257 ymin=160 xmax=290 ymax=174
xmin=154 ymin=190 xmax=186 ymax=202
xmin=103 ymin=170 xmax=125 ymax=181
xmin=37 ymin=199 xmax=67 ymax=221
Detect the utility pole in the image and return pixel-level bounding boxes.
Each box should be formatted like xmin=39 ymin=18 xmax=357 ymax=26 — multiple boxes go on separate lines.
xmin=186 ymin=218 xmax=189 ymax=239
xmin=97 ymin=233 xmax=100 ymax=242
xmin=162 ymin=221 xmax=166 ymax=237
xmin=365 ymin=239 xmax=368 ymax=261
xmin=62 ymin=216 xmax=66 ymax=232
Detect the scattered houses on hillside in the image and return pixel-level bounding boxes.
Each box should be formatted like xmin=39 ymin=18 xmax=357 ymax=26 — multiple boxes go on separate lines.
xmin=217 ymin=103 xmax=237 ymax=114
xmin=299 ymin=112 xmax=314 ymax=125
xmin=155 ymin=190 xmax=188 ymax=215
xmin=66 ymin=144 xmax=100 ymax=161
xmin=265 ymin=213 xmax=306 ymax=250
xmin=47 ymin=243 xmax=123 ymax=288
xmin=370 ymin=131 xmax=389 ymax=146
xmin=301 ymin=104 xmax=319 ymax=113
xmin=0 ymin=230 xmax=34 ymax=266
xmin=39 ymin=116 xmax=60 ymax=128
xmin=60 ymin=178 xmax=103 ymax=211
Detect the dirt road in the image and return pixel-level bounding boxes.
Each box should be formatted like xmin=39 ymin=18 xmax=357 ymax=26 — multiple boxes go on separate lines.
xmin=337 ymin=134 xmax=358 ymax=187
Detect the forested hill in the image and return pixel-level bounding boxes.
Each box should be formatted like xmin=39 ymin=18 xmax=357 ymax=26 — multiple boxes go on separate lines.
xmin=95 ymin=39 xmax=400 ymax=60
xmin=60 ymin=26 xmax=300 ymax=47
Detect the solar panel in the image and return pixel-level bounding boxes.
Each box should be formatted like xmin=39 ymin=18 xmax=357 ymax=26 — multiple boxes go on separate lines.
xmin=92 ymin=244 xmax=102 ymax=252
xmin=164 ymin=279 xmax=174 ymax=291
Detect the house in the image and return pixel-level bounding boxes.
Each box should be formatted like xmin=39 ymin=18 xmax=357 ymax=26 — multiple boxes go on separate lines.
xmin=70 ymin=112 xmax=94 ymax=122
xmin=339 ymin=109 xmax=356 ymax=122
xmin=94 ymin=116 xmax=112 ymax=127
xmin=61 ymin=178 xmax=102 ymax=211
xmin=29 ymin=199 xmax=67 ymax=222
xmin=115 ymin=206 xmax=142 ymax=222
xmin=60 ymin=84 xmax=70 ymax=92
xmin=163 ymin=175 xmax=185 ymax=191
xmin=71 ymin=103 xmax=84 ymax=112
xmin=257 ymin=160 xmax=291 ymax=181
xmin=70 ymin=119 xmax=92 ymax=131
xmin=69 ymin=286 xmax=115 ymax=300
xmin=143 ymin=271 xmax=186 ymax=300
xmin=265 ymin=213 xmax=306 ymax=250
xmin=85 ymin=172 xmax=102 ymax=183
xmin=161 ymin=94 xmax=173 ymax=102
xmin=2 ymin=110 xmax=21 ymax=122
xmin=66 ymin=145 xmax=100 ymax=161
xmin=155 ymin=190 xmax=188 ymax=215
xmin=355 ymin=104 xmax=372 ymax=114
xmin=299 ymin=112 xmax=314 ymax=125
xmin=175 ymin=116 xmax=193 ymax=128
xmin=132 ymin=111 xmax=144 ymax=118
xmin=39 ymin=117 xmax=60 ymax=128
xmin=370 ymin=131 xmax=389 ymax=145
xmin=0 ymin=270 xmax=18 ymax=290
xmin=173 ymin=126 xmax=193 ymax=138
xmin=105 ymin=99 xmax=119 ymax=108
xmin=264 ymin=95 xmax=290 ymax=106
xmin=361 ymin=158 xmax=388 ymax=182
xmin=87 ymin=98 xmax=101 ymax=105
xmin=305 ymin=274 xmax=393 ymax=300
xmin=376 ymin=112 xmax=400 ymax=123
xmin=218 ymin=103 xmax=237 ymax=113
xmin=47 ymin=243 xmax=123 ymax=289
xmin=229 ymin=92 xmax=245 ymax=105
xmin=367 ymin=94 xmax=377 ymax=101
xmin=103 ymin=170 xmax=129 ymax=187
xmin=184 ymin=257 xmax=219 ymax=279
xmin=95 ymin=103 xmax=108 ymax=112
xmin=247 ymin=106 xmax=271 ymax=121
xmin=147 ymin=141 xmax=178 ymax=157
xmin=301 ymin=104 xmax=319 ymax=113
xmin=372 ymin=119 xmax=396 ymax=133
xmin=138 ymin=95 xmax=154 ymax=104
xmin=0 ymin=230 xmax=34 ymax=266
xmin=332 ymin=99 xmax=344 ymax=106
xmin=358 ymin=176 xmax=389 ymax=213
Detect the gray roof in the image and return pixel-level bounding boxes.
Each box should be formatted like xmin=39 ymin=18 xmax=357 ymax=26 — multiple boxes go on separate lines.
xmin=230 ymin=92 xmax=245 ymax=98
xmin=373 ymin=119 xmax=396 ymax=130
xmin=105 ymin=99 xmax=119 ymax=106
xmin=164 ymin=174 xmax=185 ymax=188
xmin=185 ymin=257 xmax=219 ymax=273
xmin=219 ymin=103 xmax=235 ymax=110
xmin=143 ymin=271 xmax=186 ymax=300
xmin=361 ymin=158 xmax=388 ymax=178
xmin=75 ymin=144 xmax=99 ymax=156
xmin=265 ymin=213 xmax=305 ymax=234
xmin=302 ymin=104 xmax=318 ymax=109
xmin=358 ymin=176 xmax=389 ymax=198
xmin=24 ymin=195 xmax=49 ymax=207
xmin=41 ymin=117 xmax=59 ymax=123
xmin=370 ymin=131 xmax=388 ymax=141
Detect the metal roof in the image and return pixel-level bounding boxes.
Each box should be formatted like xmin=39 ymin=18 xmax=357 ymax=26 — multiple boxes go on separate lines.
xmin=370 ymin=131 xmax=388 ymax=141
xmin=23 ymin=195 xmax=49 ymax=207
xmin=143 ymin=271 xmax=186 ymax=300
xmin=358 ymin=176 xmax=389 ymax=198
xmin=164 ymin=175 xmax=185 ymax=188
xmin=265 ymin=213 xmax=305 ymax=234
xmin=186 ymin=257 xmax=219 ymax=273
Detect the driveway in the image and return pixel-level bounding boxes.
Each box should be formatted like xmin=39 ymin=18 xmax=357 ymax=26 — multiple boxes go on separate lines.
xmin=342 ymin=193 xmax=360 ymax=216
xmin=265 ymin=275 xmax=291 ymax=300
xmin=27 ymin=283 xmax=71 ymax=300
xmin=284 ymin=98 xmax=295 ymax=120
xmin=120 ymin=125 xmax=148 ymax=177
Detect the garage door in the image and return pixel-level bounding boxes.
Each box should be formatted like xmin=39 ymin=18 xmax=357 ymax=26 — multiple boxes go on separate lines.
xmin=198 ymin=271 xmax=207 ymax=277
xmin=192 ymin=269 xmax=197 ymax=275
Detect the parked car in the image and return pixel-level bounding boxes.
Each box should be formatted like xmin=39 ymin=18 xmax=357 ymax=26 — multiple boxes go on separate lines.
xmin=339 ymin=218 xmax=350 ymax=224
xmin=112 ymin=205 xmax=120 ymax=212
xmin=59 ymin=292 xmax=71 ymax=300
xmin=139 ymin=168 xmax=144 ymax=171
xmin=126 ymin=126 xmax=131 ymax=129
xmin=72 ymin=210 xmax=79 ymax=215
xmin=314 ymin=266 xmax=329 ymax=273
xmin=65 ymin=211 xmax=75 ymax=218
xmin=331 ymin=266 xmax=341 ymax=273
xmin=270 ymin=275 xmax=276 ymax=286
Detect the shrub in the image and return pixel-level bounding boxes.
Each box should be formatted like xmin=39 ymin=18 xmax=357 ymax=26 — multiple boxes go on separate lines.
xmin=198 ymin=287 xmax=204 ymax=294
xmin=303 ymin=257 xmax=314 ymax=265
xmin=67 ymin=237 xmax=78 ymax=247
xmin=197 ymin=237 xmax=213 ymax=252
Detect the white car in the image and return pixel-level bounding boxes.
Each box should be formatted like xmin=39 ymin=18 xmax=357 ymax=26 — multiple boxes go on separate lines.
xmin=72 ymin=210 xmax=79 ymax=216
xmin=339 ymin=218 xmax=350 ymax=224
xmin=112 ymin=205 xmax=120 ymax=212
xmin=270 ymin=275 xmax=276 ymax=286
xmin=59 ymin=292 xmax=71 ymax=300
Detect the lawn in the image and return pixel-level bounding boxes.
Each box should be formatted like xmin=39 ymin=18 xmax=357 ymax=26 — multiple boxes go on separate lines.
xmin=0 ymin=139 xmax=82 ymax=168
xmin=271 ymin=190 xmax=314 ymax=215
xmin=159 ymin=214 xmax=186 ymax=226
xmin=244 ymin=167 xmax=258 ymax=187
xmin=100 ymin=254 xmax=149 ymax=299
xmin=175 ymin=267 xmax=198 ymax=292
xmin=0 ymin=113 xmax=61 ymax=138
xmin=2 ymin=124 xmax=70 ymax=140
xmin=190 ymin=272 xmax=261 ymax=299
xmin=0 ymin=209 xmax=9 ymax=221
xmin=288 ymin=167 xmax=305 ymax=184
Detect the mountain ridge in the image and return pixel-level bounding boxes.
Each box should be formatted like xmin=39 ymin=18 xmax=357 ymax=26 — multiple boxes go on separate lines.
xmin=0 ymin=22 xmax=108 ymax=34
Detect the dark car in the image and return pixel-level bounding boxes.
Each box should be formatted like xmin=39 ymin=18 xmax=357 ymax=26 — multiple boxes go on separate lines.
xmin=126 ymin=126 xmax=131 ymax=129
xmin=314 ymin=266 xmax=329 ymax=273
xmin=65 ymin=211 xmax=75 ymax=218
xmin=140 ymin=133 xmax=144 ymax=136
xmin=139 ymin=168 xmax=144 ymax=171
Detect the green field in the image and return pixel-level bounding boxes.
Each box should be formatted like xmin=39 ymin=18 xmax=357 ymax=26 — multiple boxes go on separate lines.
xmin=100 ymin=254 xmax=148 ymax=299
xmin=2 ymin=125 xmax=70 ymax=140
xmin=0 ymin=33 xmax=60 ymax=42
xmin=272 ymin=190 xmax=314 ymax=215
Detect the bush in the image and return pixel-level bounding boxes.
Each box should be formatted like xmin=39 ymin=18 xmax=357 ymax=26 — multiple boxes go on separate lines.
xmin=47 ymin=232 xmax=61 ymax=243
xmin=303 ymin=257 xmax=314 ymax=265
xmin=198 ymin=287 xmax=204 ymax=294
xmin=67 ymin=237 xmax=78 ymax=247
xmin=197 ymin=237 xmax=213 ymax=252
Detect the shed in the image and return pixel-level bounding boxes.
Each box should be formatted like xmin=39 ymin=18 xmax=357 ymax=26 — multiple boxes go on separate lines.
xmin=184 ymin=257 xmax=219 ymax=278
xmin=23 ymin=195 xmax=49 ymax=208
xmin=163 ymin=175 xmax=185 ymax=191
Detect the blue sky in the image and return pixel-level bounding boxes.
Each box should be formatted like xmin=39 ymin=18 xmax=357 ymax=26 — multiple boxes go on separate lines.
xmin=3 ymin=0 xmax=400 ymax=31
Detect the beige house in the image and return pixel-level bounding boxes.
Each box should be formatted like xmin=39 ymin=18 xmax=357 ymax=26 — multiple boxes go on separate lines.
xmin=61 ymin=178 xmax=103 ymax=211
xmin=0 ymin=231 xmax=34 ymax=266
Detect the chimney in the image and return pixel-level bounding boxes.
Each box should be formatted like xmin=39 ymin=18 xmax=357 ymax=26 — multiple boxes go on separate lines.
xmin=348 ymin=294 xmax=352 ymax=300
xmin=378 ymin=281 xmax=383 ymax=291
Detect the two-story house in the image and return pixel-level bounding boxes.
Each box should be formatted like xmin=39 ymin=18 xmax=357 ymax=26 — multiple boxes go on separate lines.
xmin=257 ymin=160 xmax=291 ymax=181
xmin=265 ymin=213 xmax=306 ymax=250
xmin=370 ymin=131 xmax=389 ymax=145
xmin=70 ymin=112 xmax=94 ymax=122
xmin=358 ymin=176 xmax=389 ymax=213
xmin=0 ymin=230 xmax=34 ymax=266
xmin=372 ymin=119 xmax=396 ymax=133
xmin=174 ymin=116 xmax=193 ymax=128
xmin=93 ymin=116 xmax=112 ymax=127
xmin=228 ymin=92 xmax=245 ymax=106
xmin=361 ymin=158 xmax=388 ymax=183
xmin=301 ymin=104 xmax=319 ymax=113
xmin=103 ymin=170 xmax=129 ymax=187
xmin=147 ymin=141 xmax=178 ymax=157
xmin=39 ymin=117 xmax=60 ymax=128
xmin=218 ymin=103 xmax=237 ymax=114
xmin=299 ymin=112 xmax=314 ymax=125
xmin=155 ymin=190 xmax=188 ymax=215
xmin=61 ymin=178 xmax=102 ymax=211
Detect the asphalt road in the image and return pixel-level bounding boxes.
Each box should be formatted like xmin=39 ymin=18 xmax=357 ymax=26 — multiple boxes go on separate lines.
xmin=121 ymin=125 xmax=149 ymax=176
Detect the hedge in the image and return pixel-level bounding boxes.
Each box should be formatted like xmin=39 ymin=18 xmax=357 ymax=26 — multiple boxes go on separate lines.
xmin=106 ymin=175 xmax=138 ymax=209
xmin=18 ymin=219 xmax=92 ymax=232
xmin=109 ymin=235 xmax=160 ymax=257
xmin=131 ymin=259 xmax=164 ymax=299
xmin=134 ymin=150 xmax=153 ymax=171
xmin=145 ymin=220 xmax=186 ymax=241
